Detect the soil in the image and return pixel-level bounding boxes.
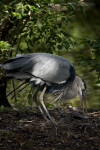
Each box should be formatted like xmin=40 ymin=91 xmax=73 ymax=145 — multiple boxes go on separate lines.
xmin=0 ymin=106 xmax=100 ymax=150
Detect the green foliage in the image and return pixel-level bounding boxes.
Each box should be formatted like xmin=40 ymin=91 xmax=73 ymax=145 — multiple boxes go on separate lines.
xmin=28 ymin=88 xmax=34 ymax=106
xmin=0 ymin=41 xmax=11 ymax=51
xmin=0 ymin=105 xmax=5 ymax=111
xmin=0 ymin=0 xmax=87 ymax=107
xmin=0 ymin=0 xmax=84 ymax=55
xmin=77 ymin=35 xmax=100 ymax=78
xmin=0 ymin=41 xmax=12 ymax=62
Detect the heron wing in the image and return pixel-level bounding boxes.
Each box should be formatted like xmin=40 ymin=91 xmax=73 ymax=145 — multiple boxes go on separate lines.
xmin=2 ymin=53 xmax=74 ymax=83
xmin=2 ymin=55 xmax=33 ymax=70
xmin=22 ymin=53 xmax=74 ymax=83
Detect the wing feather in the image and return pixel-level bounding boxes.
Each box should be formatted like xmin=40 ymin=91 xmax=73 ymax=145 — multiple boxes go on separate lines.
xmin=2 ymin=53 xmax=75 ymax=83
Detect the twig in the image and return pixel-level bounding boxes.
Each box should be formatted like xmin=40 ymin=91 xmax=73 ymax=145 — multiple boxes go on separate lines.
xmin=11 ymin=83 xmax=29 ymax=99
xmin=12 ymin=80 xmax=17 ymax=104
xmin=6 ymin=81 xmax=28 ymax=97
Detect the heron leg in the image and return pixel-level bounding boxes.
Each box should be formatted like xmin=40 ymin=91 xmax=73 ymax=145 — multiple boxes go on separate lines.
xmin=32 ymin=87 xmax=48 ymax=122
xmin=39 ymin=86 xmax=56 ymax=125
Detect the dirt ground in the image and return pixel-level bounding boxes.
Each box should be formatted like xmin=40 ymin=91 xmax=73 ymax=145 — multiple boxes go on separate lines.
xmin=0 ymin=106 xmax=100 ymax=150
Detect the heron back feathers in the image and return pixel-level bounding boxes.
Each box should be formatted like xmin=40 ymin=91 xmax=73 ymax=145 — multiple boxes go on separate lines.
xmin=1 ymin=53 xmax=75 ymax=92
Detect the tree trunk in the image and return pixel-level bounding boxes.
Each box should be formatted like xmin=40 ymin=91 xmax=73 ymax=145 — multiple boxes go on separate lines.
xmin=0 ymin=77 xmax=11 ymax=107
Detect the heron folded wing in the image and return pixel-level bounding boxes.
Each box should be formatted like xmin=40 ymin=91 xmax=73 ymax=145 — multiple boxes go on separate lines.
xmin=2 ymin=56 xmax=33 ymax=70
xmin=19 ymin=53 xmax=75 ymax=83
xmin=2 ymin=53 xmax=75 ymax=84
xmin=25 ymin=54 xmax=71 ymax=83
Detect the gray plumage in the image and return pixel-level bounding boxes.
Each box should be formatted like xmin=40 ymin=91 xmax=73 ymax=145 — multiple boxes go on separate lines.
xmin=61 ymin=76 xmax=86 ymax=100
xmin=2 ymin=53 xmax=75 ymax=91
xmin=53 ymin=76 xmax=87 ymax=113
xmin=0 ymin=53 xmax=87 ymax=125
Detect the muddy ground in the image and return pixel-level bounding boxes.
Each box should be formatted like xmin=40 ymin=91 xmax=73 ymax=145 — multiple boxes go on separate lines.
xmin=0 ymin=107 xmax=100 ymax=150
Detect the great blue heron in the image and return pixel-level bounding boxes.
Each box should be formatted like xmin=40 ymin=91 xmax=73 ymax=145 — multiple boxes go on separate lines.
xmin=0 ymin=53 xmax=87 ymax=124
xmin=55 ymin=75 xmax=87 ymax=112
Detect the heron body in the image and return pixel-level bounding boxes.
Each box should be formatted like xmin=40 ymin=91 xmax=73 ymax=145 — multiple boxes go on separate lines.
xmin=2 ymin=53 xmax=75 ymax=92
xmin=1 ymin=53 xmax=87 ymax=125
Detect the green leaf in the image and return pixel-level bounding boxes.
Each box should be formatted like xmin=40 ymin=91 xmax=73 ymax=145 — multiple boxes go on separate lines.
xmin=94 ymin=80 xmax=100 ymax=84
xmin=28 ymin=93 xmax=33 ymax=106
xmin=0 ymin=105 xmax=5 ymax=111
xmin=57 ymin=44 xmax=63 ymax=50
xmin=79 ymin=6 xmax=86 ymax=17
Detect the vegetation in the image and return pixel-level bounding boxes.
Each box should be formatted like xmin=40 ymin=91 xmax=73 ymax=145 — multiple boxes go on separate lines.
xmin=0 ymin=0 xmax=100 ymax=108
xmin=0 ymin=1 xmax=100 ymax=149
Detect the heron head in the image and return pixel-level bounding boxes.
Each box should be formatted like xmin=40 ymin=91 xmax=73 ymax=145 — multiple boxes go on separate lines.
xmin=76 ymin=76 xmax=87 ymax=114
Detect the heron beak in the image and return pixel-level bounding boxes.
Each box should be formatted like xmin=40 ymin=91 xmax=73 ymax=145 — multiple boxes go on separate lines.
xmin=78 ymin=88 xmax=87 ymax=114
